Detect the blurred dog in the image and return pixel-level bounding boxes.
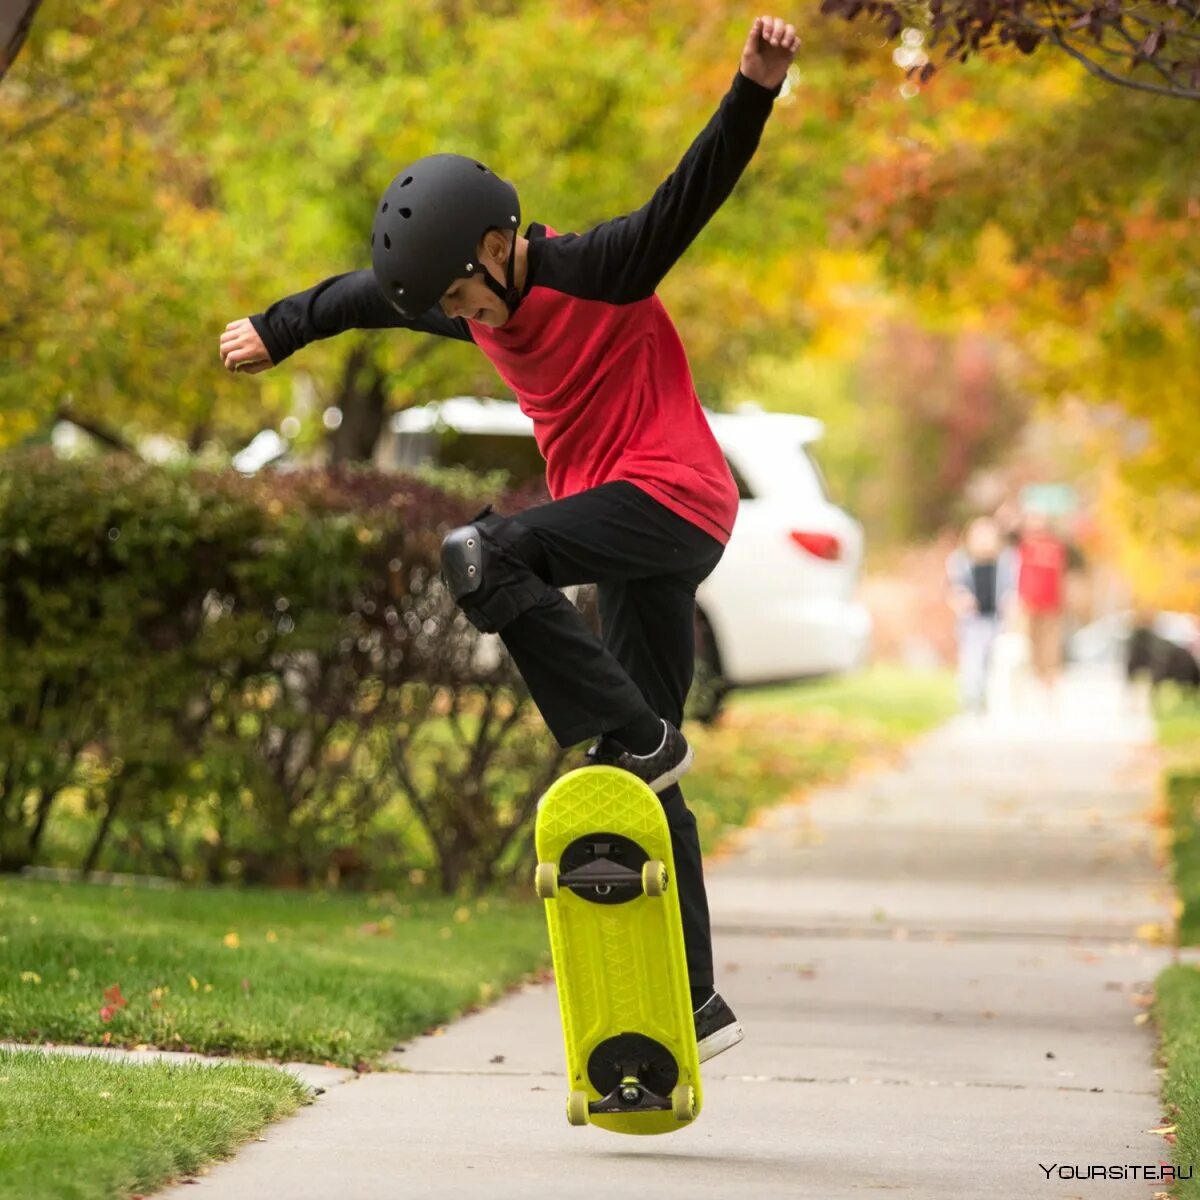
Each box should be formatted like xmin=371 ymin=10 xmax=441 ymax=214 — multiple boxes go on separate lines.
xmin=1127 ymin=626 xmax=1200 ymax=692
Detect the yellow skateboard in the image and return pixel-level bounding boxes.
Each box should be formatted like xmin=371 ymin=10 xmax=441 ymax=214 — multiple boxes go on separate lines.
xmin=534 ymin=765 xmax=702 ymax=1135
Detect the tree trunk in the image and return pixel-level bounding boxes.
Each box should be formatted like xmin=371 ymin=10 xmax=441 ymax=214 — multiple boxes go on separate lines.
xmin=328 ymin=345 xmax=388 ymax=464
xmin=83 ymin=779 xmax=124 ymax=875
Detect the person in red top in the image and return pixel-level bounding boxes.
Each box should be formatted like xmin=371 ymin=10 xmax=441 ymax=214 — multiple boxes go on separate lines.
xmin=219 ymin=16 xmax=800 ymax=1062
xmin=1018 ymin=511 xmax=1068 ymax=691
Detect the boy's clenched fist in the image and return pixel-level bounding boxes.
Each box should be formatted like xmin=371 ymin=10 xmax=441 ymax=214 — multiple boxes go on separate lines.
xmin=740 ymin=15 xmax=800 ymax=90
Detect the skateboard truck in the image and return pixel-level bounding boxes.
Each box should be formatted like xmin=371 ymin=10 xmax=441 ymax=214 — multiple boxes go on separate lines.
xmin=573 ymin=1032 xmax=695 ymax=1125
xmin=590 ymin=1074 xmax=672 ymax=1115
xmin=557 ymin=853 xmax=643 ymax=895
xmin=547 ymin=834 xmax=666 ymax=905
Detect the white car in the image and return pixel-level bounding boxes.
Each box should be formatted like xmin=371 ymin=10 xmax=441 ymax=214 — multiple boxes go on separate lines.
xmin=380 ymin=397 xmax=871 ymax=713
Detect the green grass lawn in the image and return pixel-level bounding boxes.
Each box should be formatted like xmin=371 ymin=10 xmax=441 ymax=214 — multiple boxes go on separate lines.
xmin=0 ymin=1047 xmax=307 ymax=1200
xmin=0 ymin=662 xmax=955 ymax=1200
xmin=730 ymin=663 xmax=957 ymax=736
xmin=1157 ymin=685 xmax=1200 ymax=763
xmin=0 ymin=883 xmax=548 ymax=1066
xmin=1150 ymin=685 xmax=1200 ymax=1196
xmin=687 ymin=665 xmax=957 ymax=851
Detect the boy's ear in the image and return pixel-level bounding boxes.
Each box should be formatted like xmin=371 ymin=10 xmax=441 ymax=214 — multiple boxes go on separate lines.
xmin=480 ymin=228 xmax=511 ymax=264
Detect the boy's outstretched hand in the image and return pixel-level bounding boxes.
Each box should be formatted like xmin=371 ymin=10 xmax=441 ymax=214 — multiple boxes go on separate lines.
xmin=740 ymin=15 xmax=799 ymax=90
xmin=220 ymin=318 xmax=273 ymax=375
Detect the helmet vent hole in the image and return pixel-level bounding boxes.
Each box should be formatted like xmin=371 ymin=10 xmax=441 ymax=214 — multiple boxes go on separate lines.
xmin=381 ymin=202 xmax=388 ymax=213
xmin=383 ymin=233 xmax=391 ymax=250
xmin=400 ymin=176 xmax=413 ymax=187
xmin=475 ymin=163 xmax=487 ymax=172
xmin=399 ymin=208 xmax=412 ymax=219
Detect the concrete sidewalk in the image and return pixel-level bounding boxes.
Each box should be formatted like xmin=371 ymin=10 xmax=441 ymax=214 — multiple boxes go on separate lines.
xmin=160 ymin=665 xmax=1178 ymax=1199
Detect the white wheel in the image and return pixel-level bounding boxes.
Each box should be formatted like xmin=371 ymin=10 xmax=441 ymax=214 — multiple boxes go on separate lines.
xmin=672 ymin=1084 xmax=696 ymax=1122
xmin=642 ymin=860 xmax=668 ymax=897
xmin=535 ymin=862 xmax=559 ymax=899
xmin=567 ymin=1089 xmax=590 ymax=1126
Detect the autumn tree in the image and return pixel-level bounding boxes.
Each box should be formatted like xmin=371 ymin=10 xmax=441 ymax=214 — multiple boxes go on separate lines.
xmin=821 ymin=0 xmax=1200 ymax=100
xmin=2 ymin=1 xmax=885 ymax=462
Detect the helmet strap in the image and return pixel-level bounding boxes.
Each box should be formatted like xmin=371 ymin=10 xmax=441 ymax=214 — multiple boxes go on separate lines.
xmin=480 ymin=231 xmax=522 ymax=316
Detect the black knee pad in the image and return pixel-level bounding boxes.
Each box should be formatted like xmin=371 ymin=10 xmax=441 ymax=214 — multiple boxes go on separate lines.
xmin=440 ymin=504 xmax=506 ymax=601
xmin=440 ymin=505 xmax=542 ymax=634
xmin=441 ymin=524 xmax=486 ymax=602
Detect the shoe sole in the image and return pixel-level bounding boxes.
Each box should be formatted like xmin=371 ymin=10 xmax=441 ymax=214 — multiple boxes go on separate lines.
xmin=649 ymin=742 xmax=695 ymax=794
xmin=697 ymin=1019 xmax=744 ymax=1063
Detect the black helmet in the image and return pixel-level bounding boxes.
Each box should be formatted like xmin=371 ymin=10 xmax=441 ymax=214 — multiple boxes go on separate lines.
xmin=371 ymin=154 xmax=521 ymax=320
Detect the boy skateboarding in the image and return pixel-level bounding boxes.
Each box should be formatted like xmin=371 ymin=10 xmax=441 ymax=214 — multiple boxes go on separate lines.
xmin=219 ymin=15 xmax=800 ymax=1063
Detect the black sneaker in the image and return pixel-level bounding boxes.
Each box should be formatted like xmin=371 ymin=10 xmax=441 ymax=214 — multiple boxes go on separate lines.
xmin=693 ymin=992 xmax=744 ymax=1062
xmin=584 ymin=719 xmax=694 ymax=794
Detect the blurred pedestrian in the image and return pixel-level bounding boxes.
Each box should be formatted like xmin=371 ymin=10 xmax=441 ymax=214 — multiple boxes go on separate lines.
xmin=946 ymin=516 xmax=1019 ymax=713
xmin=1017 ymin=511 xmax=1068 ymax=694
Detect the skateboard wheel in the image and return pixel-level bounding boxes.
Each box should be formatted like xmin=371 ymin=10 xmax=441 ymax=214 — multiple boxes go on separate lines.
xmin=535 ymin=863 xmax=559 ymax=899
xmin=671 ymin=1084 xmax=696 ymax=1122
xmin=642 ymin=860 xmax=668 ymax=897
xmin=566 ymin=1089 xmax=590 ymax=1126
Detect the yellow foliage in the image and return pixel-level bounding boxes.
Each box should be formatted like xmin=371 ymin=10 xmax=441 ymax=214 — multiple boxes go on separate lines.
xmin=1098 ymin=469 xmax=1200 ymax=613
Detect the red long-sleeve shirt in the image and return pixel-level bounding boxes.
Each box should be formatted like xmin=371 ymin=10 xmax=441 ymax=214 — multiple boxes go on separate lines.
xmin=251 ymin=72 xmax=781 ymax=545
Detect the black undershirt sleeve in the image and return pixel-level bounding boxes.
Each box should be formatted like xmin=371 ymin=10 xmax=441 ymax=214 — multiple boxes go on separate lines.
xmin=249 ymin=269 xmax=474 ymax=366
xmin=528 ymin=72 xmax=780 ymax=305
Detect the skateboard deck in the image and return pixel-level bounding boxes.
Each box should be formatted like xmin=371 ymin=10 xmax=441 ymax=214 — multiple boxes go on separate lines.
xmin=534 ymin=765 xmax=702 ymax=1135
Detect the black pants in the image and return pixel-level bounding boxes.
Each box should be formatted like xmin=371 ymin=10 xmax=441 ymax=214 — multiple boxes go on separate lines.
xmin=449 ymin=480 xmax=725 ymax=991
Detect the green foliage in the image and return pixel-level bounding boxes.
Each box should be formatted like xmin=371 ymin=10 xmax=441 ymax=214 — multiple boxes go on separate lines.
xmin=1167 ymin=769 xmax=1200 ymax=944
xmin=0 ymin=450 xmax=561 ymax=893
xmin=1 ymin=0 xmax=892 ymax=454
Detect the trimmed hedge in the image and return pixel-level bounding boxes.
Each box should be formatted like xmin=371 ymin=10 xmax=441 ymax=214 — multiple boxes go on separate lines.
xmin=1169 ymin=769 xmax=1200 ymax=944
xmin=0 ymin=449 xmax=565 ymax=893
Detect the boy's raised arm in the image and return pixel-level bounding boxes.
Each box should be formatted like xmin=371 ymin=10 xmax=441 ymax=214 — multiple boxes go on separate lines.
xmin=222 ymin=269 xmax=473 ymax=373
xmin=535 ymin=16 xmax=798 ymax=306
